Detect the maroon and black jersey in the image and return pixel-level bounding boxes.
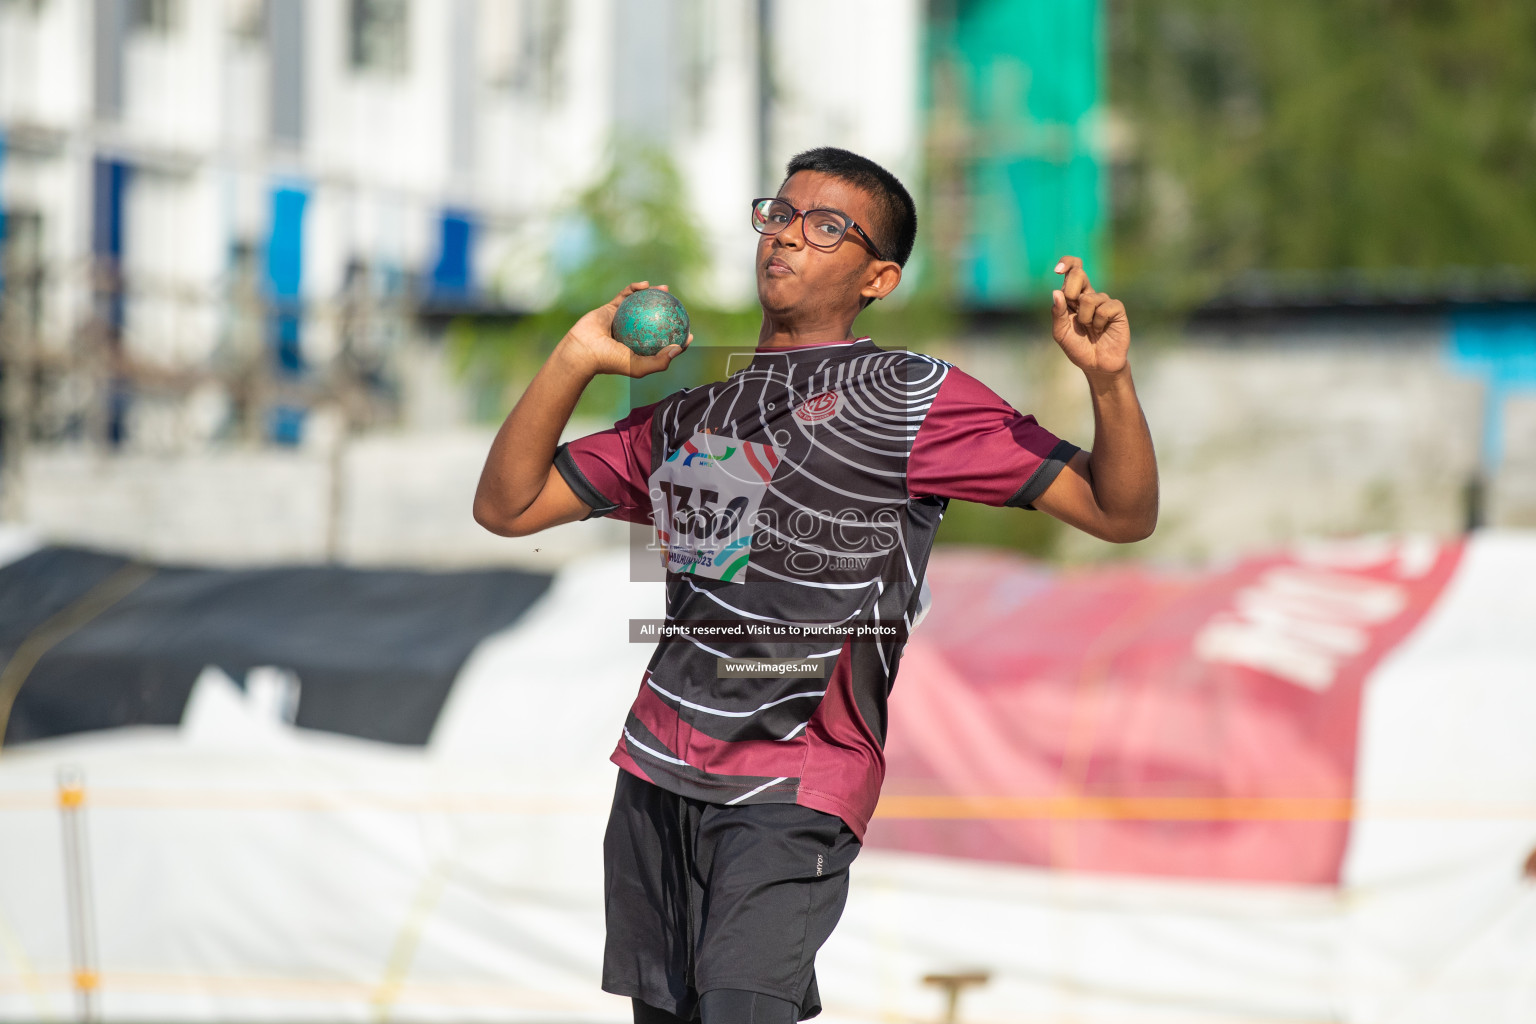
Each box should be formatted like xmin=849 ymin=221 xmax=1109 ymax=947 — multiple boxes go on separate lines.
xmin=556 ymin=338 xmax=1076 ymax=837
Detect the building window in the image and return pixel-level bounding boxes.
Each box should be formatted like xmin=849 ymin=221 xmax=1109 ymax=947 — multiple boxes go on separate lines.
xmin=129 ymin=0 xmax=180 ymax=34
xmin=228 ymin=0 xmax=265 ymax=44
xmin=485 ymin=0 xmax=565 ymax=107
xmin=350 ymin=0 xmax=409 ymax=75
xmin=268 ymin=0 xmax=305 ymax=143
xmin=0 ymin=0 xmax=50 ymax=17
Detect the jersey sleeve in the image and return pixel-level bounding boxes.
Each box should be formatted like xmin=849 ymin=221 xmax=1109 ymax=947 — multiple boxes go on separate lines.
xmin=553 ymin=402 xmax=658 ymax=525
xmin=908 ymin=367 xmax=1081 ymax=509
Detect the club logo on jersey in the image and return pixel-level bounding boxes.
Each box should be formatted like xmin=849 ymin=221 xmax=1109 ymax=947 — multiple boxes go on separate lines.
xmin=794 ymin=389 xmax=839 ymax=423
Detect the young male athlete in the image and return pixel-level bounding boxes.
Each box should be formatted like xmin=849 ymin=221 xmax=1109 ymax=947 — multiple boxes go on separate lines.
xmin=474 ymin=148 xmax=1157 ymax=1023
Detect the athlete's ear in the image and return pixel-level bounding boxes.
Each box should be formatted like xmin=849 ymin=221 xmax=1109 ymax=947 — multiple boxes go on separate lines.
xmin=860 ymin=260 xmax=902 ymax=304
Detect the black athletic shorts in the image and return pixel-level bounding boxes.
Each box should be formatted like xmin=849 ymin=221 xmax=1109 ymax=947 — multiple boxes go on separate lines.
xmin=601 ymin=769 xmax=862 ymax=1021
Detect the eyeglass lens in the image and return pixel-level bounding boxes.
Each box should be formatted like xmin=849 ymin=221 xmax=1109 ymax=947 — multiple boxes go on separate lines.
xmin=752 ymin=199 xmax=849 ymax=249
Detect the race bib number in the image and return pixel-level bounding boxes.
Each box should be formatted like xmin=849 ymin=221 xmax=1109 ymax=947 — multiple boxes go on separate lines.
xmin=648 ymin=432 xmax=782 ymax=583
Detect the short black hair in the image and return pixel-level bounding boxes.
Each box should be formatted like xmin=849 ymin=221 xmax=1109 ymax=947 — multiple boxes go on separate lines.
xmin=782 ymin=147 xmax=917 ymax=268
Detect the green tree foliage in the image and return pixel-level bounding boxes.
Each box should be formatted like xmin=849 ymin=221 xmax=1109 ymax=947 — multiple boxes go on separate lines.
xmin=546 ymin=142 xmax=712 ymax=304
xmin=450 ymin=140 xmax=733 ymax=421
xmin=452 ymin=137 xmax=963 ymax=419
xmin=1109 ymin=0 xmax=1536 ymax=306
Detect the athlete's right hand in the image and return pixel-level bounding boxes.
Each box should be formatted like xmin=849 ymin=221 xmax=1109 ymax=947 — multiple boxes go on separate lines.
xmin=560 ymin=281 xmax=692 ymax=379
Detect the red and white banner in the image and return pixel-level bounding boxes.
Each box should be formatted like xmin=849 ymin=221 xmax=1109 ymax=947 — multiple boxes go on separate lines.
xmin=4 ymin=532 xmax=1533 ymax=1022
xmin=871 ymin=537 xmax=1465 ymax=884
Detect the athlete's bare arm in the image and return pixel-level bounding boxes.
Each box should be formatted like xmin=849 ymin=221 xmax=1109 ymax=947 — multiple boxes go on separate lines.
xmin=1030 ymin=256 xmax=1159 ymax=544
xmin=473 ymin=282 xmax=689 ymax=537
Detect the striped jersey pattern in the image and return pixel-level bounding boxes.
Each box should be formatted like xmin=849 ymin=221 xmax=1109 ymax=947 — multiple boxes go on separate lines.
xmin=557 ymin=338 xmax=1076 ymax=836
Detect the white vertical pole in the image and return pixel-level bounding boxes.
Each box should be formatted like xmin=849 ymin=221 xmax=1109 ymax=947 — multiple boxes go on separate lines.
xmin=57 ymin=765 xmax=100 ymax=1023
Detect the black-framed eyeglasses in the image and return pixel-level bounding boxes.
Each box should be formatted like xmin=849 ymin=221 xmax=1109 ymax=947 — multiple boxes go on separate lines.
xmin=749 ymin=198 xmax=886 ymax=261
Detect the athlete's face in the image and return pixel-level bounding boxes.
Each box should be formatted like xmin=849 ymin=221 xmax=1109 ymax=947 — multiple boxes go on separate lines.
xmin=755 ymin=171 xmax=898 ymax=324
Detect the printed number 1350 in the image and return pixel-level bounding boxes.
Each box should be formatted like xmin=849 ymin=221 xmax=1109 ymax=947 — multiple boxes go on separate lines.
xmin=656 ymin=481 xmax=750 ymax=541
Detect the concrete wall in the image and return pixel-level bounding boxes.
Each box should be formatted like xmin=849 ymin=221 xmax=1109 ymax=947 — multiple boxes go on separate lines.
xmin=20 ymin=326 xmax=1532 ymax=568
xmin=1132 ymin=341 xmax=1486 ymax=560
xmin=1499 ymin=392 xmax=1536 ymax=526
xmin=939 ymin=320 xmax=1523 ymax=562
xmin=19 ymin=422 xmax=625 ymax=569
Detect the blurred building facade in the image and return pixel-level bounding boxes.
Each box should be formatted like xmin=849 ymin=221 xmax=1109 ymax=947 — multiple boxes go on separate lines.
xmin=0 ymin=0 xmax=924 ymax=461
xmin=2 ymin=0 xmax=1527 ymax=568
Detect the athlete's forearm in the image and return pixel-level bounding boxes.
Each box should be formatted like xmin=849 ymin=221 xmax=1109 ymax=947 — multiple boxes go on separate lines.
xmin=1082 ymin=366 xmax=1159 ymax=541
xmin=472 ymin=337 xmax=595 ymax=530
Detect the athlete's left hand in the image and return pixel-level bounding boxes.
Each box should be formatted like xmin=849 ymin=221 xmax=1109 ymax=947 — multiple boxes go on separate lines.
xmin=1051 ymin=256 xmax=1130 ymax=376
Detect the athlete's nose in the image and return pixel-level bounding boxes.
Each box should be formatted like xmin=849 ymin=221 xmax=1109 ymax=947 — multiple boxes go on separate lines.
xmin=775 ymin=210 xmax=808 ymax=250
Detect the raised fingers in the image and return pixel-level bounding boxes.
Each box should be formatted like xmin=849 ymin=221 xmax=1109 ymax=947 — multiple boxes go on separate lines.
xmin=1091 ymin=297 xmax=1125 ymax=335
xmin=611 ymin=280 xmax=652 ymax=305
xmin=1054 ymin=256 xmax=1094 ymax=305
xmin=1074 ymin=290 xmax=1103 ymax=330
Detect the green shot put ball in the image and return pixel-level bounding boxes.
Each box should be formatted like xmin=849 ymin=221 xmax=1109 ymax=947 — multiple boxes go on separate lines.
xmin=612 ymin=289 xmax=690 ymax=357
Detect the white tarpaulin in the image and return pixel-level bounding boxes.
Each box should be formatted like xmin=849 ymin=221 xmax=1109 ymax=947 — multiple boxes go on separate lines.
xmin=1 ymin=532 xmax=1534 ymax=1022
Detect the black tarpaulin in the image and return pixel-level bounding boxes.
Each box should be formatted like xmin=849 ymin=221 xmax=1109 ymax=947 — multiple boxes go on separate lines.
xmin=0 ymin=547 xmax=553 ymax=747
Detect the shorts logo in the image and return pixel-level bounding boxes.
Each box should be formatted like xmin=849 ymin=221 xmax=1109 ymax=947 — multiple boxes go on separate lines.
xmin=816 ymin=853 xmax=824 ymax=877
xmin=794 ymin=390 xmax=839 ymax=423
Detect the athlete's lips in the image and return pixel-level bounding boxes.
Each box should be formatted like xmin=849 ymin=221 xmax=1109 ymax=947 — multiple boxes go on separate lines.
xmin=764 ymin=256 xmax=794 ymax=276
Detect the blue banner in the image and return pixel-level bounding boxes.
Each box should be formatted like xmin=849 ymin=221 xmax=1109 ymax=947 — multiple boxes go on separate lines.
xmin=92 ymin=157 xmax=132 ymax=258
xmin=266 ymin=184 xmax=307 ymax=299
xmin=927 ymin=0 xmax=1105 ymax=306
xmin=430 ymin=208 xmax=476 ymax=297
xmin=1449 ymin=307 xmax=1536 ymax=471
xmin=266 ymin=183 xmax=308 ymax=385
